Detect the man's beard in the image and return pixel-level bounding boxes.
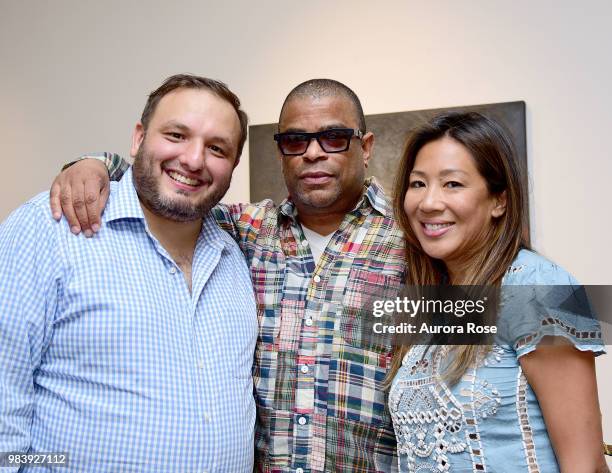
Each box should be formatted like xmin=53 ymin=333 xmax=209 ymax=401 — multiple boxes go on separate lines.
xmin=132 ymin=144 xmax=231 ymax=222
xmin=290 ymin=183 xmax=342 ymax=210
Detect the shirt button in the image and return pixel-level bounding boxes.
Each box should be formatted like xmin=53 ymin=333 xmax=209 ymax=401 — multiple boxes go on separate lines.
xmin=169 ymin=266 xmax=177 ymax=275
xmin=300 ymin=365 xmax=309 ymax=374
xmin=198 ymin=360 xmax=205 ymax=369
xmin=204 ymin=413 xmax=211 ymax=423
xmin=298 ymin=416 xmax=307 ymax=425
xmin=296 ymin=468 xmax=304 ymax=473
xmin=313 ymin=275 xmax=321 ymax=283
xmin=304 ymin=318 xmax=313 ymax=327
xmin=301 ymin=239 xmax=309 ymax=247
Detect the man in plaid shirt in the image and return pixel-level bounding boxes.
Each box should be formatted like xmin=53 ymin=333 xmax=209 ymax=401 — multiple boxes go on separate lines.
xmin=51 ymin=79 xmax=406 ymax=472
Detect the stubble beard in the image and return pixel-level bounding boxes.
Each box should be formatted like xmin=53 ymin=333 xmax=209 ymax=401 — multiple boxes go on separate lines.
xmin=132 ymin=145 xmax=231 ymax=222
xmin=291 ymin=181 xmax=342 ymax=211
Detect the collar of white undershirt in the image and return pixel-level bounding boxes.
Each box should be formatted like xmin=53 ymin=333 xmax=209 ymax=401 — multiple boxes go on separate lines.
xmin=300 ymin=225 xmax=335 ymax=265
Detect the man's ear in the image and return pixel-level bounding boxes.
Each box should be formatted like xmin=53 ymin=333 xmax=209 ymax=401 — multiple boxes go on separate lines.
xmin=361 ymin=131 xmax=374 ymax=168
xmin=491 ymin=190 xmax=507 ymax=218
xmin=130 ymin=122 xmax=145 ymax=158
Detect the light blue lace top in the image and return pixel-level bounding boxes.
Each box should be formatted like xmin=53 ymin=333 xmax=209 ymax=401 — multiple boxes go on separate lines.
xmin=388 ymin=249 xmax=605 ymax=472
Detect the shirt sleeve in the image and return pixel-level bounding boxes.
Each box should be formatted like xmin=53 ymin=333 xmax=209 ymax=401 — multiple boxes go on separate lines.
xmin=211 ymin=201 xmax=273 ymax=251
xmin=63 ymin=152 xmax=130 ymax=181
xmin=497 ymin=258 xmax=605 ymax=359
xmin=0 ymin=200 xmax=62 ymax=461
xmin=211 ymin=203 xmax=241 ymax=243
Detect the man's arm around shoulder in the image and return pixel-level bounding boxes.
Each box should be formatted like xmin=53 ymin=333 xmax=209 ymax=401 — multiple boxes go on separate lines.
xmin=211 ymin=200 xmax=276 ymax=248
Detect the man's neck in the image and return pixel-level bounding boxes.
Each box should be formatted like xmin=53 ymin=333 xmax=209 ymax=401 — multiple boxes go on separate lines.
xmin=298 ymin=212 xmax=344 ymax=236
xmin=295 ymin=193 xmax=363 ymax=236
xmin=293 ymin=178 xmax=368 ymax=235
xmin=140 ymin=204 xmax=201 ymax=291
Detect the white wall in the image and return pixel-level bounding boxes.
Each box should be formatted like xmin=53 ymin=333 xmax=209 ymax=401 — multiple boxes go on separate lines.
xmin=1 ymin=0 xmax=611 ymax=451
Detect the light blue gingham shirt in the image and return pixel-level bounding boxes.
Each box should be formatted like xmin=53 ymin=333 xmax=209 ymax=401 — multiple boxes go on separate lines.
xmin=0 ymin=168 xmax=258 ymax=472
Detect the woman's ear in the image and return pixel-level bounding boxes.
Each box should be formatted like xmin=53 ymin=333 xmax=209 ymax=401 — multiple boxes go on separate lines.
xmin=491 ymin=191 xmax=507 ymax=218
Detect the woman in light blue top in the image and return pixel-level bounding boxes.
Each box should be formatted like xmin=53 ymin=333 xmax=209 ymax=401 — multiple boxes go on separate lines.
xmin=387 ymin=112 xmax=607 ymax=472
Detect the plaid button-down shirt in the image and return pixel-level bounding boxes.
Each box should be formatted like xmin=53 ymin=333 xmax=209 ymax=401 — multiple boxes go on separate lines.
xmin=102 ymin=153 xmax=407 ymax=472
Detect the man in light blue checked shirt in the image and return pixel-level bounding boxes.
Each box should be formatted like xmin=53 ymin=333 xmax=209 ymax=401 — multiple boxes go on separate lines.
xmin=0 ymin=74 xmax=258 ymax=472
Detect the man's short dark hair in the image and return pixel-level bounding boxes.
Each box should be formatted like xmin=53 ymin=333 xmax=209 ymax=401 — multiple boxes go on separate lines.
xmin=279 ymin=79 xmax=366 ymax=133
xmin=140 ymin=74 xmax=248 ymax=160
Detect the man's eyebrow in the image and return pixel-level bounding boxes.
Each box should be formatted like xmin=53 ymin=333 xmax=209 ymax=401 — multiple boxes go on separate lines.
xmin=159 ymin=121 xmax=234 ymax=148
xmin=319 ymin=123 xmax=350 ymax=131
xmin=160 ymin=120 xmax=190 ymax=132
xmin=280 ymin=127 xmax=308 ymax=134
xmin=209 ymin=135 xmax=233 ymax=148
xmin=280 ymin=123 xmax=351 ymax=134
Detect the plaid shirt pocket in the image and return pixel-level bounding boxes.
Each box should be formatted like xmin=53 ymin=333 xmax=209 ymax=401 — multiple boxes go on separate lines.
xmin=341 ymin=268 xmax=403 ymax=350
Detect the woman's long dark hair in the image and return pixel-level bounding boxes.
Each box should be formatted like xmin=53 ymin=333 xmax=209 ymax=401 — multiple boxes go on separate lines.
xmin=388 ymin=111 xmax=529 ymax=385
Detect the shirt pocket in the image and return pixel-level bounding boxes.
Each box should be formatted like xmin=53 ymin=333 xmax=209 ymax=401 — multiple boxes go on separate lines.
xmin=341 ymin=267 xmax=403 ymax=351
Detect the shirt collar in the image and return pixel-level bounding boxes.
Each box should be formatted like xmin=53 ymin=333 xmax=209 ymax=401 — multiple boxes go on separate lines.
xmin=198 ymin=211 xmax=236 ymax=252
xmin=104 ymin=167 xmax=146 ymax=223
xmin=278 ymin=177 xmax=391 ymax=221
xmin=362 ymin=177 xmax=392 ymax=217
xmin=104 ymin=167 xmax=234 ymax=252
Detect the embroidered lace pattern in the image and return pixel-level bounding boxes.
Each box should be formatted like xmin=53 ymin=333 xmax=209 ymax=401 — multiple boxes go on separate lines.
xmin=516 ymin=368 xmax=540 ymax=472
xmin=514 ymin=316 xmax=602 ymax=352
xmin=390 ymin=346 xmax=502 ymax=472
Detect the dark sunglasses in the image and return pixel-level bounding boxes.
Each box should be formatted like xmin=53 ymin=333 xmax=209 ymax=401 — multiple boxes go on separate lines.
xmin=273 ymin=128 xmax=364 ymax=156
